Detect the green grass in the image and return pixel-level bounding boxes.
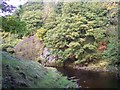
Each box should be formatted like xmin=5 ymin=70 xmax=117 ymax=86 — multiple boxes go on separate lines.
xmin=2 ymin=52 xmax=75 ymax=88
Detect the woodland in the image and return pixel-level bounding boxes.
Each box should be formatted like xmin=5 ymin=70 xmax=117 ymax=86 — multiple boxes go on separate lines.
xmin=0 ymin=1 xmax=120 ymax=88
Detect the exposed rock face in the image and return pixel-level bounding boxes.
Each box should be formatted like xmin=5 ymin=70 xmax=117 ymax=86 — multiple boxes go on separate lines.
xmin=14 ymin=35 xmax=43 ymax=60
xmin=14 ymin=35 xmax=56 ymax=65
xmin=39 ymin=47 xmax=57 ymax=65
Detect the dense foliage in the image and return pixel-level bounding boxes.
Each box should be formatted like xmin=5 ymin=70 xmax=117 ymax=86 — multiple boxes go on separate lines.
xmin=0 ymin=0 xmax=27 ymax=36
xmin=1 ymin=1 xmax=120 ymax=89
xmin=1 ymin=16 xmax=27 ymax=36
xmin=103 ymin=3 xmax=119 ymax=65
xmin=15 ymin=2 xmax=44 ymax=35
xmin=43 ymin=2 xmax=110 ymax=64
xmin=1 ymin=1 xmax=119 ymax=66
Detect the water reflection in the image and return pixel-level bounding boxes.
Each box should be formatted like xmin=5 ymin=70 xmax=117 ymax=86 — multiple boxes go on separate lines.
xmin=56 ymin=67 xmax=120 ymax=88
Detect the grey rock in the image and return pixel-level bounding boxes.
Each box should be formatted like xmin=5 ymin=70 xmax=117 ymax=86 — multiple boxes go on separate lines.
xmin=14 ymin=35 xmax=57 ymax=65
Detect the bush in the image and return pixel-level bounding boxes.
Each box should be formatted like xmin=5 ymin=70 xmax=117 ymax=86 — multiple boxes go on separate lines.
xmin=35 ymin=28 xmax=47 ymax=41
xmin=43 ymin=2 xmax=109 ymax=63
xmin=0 ymin=31 xmax=21 ymax=53
xmin=1 ymin=16 xmax=27 ymax=36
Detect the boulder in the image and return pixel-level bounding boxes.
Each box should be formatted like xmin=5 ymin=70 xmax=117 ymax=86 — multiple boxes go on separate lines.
xmin=14 ymin=35 xmax=57 ymax=65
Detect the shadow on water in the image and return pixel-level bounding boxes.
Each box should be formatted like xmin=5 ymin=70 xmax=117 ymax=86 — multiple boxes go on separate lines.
xmin=56 ymin=67 xmax=120 ymax=88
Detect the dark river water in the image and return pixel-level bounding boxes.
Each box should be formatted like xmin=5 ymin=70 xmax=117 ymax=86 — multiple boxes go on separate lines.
xmin=56 ymin=67 xmax=120 ymax=88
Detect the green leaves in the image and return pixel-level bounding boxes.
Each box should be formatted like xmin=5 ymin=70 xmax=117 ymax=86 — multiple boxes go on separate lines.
xmin=41 ymin=2 xmax=111 ymax=63
xmin=103 ymin=27 xmax=118 ymax=65
xmin=32 ymin=2 xmax=118 ymax=65
xmin=21 ymin=10 xmax=43 ymax=33
xmin=68 ymin=42 xmax=80 ymax=48
xmin=1 ymin=16 xmax=27 ymax=36
xmin=14 ymin=2 xmax=44 ymax=35
xmin=83 ymin=44 xmax=97 ymax=52
xmin=36 ymin=28 xmax=47 ymax=40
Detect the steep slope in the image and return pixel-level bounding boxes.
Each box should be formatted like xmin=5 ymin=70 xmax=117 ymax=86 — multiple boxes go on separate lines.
xmin=2 ymin=52 xmax=75 ymax=88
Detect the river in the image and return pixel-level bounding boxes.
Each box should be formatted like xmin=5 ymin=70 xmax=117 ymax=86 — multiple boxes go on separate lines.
xmin=56 ymin=67 xmax=120 ymax=88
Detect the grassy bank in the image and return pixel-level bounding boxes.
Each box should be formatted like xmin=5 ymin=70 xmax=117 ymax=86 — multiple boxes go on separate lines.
xmin=2 ymin=52 xmax=75 ymax=88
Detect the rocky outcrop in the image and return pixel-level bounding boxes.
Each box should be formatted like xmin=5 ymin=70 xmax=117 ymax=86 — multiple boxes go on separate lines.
xmin=14 ymin=35 xmax=57 ymax=65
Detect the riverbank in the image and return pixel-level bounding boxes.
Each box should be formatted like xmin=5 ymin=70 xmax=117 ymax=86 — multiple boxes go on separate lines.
xmin=72 ymin=61 xmax=119 ymax=73
xmin=2 ymin=52 xmax=75 ymax=88
xmin=55 ymin=66 xmax=120 ymax=88
xmin=45 ymin=60 xmax=120 ymax=75
xmin=73 ymin=65 xmax=119 ymax=73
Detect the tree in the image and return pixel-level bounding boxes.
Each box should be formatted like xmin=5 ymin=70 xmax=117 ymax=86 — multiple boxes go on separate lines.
xmin=0 ymin=0 xmax=27 ymax=36
xmin=15 ymin=2 xmax=44 ymax=35
xmin=43 ymin=2 xmax=109 ymax=64
xmin=1 ymin=16 xmax=27 ymax=36
xmin=54 ymin=2 xmax=63 ymax=16
xmin=0 ymin=0 xmax=16 ymax=16
xmin=103 ymin=2 xmax=119 ymax=65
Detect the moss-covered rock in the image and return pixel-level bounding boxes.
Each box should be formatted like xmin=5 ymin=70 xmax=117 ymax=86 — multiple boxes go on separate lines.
xmin=2 ymin=52 xmax=75 ymax=88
